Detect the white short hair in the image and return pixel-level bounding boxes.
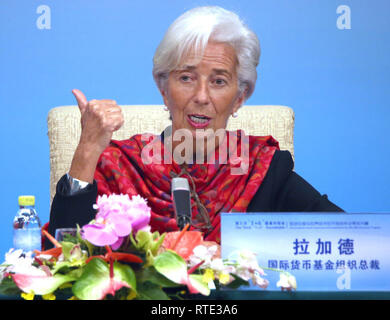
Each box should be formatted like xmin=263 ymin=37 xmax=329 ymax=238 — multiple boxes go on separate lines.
xmin=152 ymin=6 xmax=260 ymax=101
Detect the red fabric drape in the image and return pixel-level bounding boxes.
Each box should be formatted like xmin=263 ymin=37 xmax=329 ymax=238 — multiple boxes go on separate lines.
xmin=95 ymin=130 xmax=279 ymax=244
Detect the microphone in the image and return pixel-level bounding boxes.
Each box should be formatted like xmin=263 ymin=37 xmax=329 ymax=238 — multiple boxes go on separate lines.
xmin=171 ymin=177 xmax=192 ymax=230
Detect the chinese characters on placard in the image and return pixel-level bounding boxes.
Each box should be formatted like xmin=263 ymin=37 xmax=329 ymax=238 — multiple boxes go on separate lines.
xmin=267 ymin=238 xmax=380 ymax=271
xmin=293 ymin=238 xmax=354 ymax=255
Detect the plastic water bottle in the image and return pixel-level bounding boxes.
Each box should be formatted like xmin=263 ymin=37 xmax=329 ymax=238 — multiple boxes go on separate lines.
xmin=13 ymin=195 xmax=42 ymax=252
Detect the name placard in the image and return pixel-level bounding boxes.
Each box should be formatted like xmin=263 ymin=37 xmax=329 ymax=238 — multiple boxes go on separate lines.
xmin=221 ymin=213 xmax=390 ymax=291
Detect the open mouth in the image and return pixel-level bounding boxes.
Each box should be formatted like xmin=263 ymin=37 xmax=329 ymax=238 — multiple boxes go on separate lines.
xmin=188 ymin=114 xmax=211 ymax=124
xmin=187 ymin=114 xmax=212 ymax=129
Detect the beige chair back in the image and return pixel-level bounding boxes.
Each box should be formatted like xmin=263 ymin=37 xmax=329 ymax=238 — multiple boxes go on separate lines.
xmin=47 ymin=105 xmax=294 ymax=204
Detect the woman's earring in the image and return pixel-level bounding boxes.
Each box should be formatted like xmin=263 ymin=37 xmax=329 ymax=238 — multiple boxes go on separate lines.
xmin=232 ymin=112 xmax=238 ymax=118
xmin=163 ymin=105 xmax=169 ymax=111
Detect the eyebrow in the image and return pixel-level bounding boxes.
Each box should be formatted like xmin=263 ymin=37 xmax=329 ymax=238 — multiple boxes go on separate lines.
xmin=213 ymin=68 xmax=232 ymax=79
xmin=177 ymin=65 xmax=233 ymax=78
xmin=176 ymin=65 xmax=197 ymax=72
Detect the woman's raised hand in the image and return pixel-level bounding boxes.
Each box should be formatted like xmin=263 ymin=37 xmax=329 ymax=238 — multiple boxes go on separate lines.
xmin=69 ymin=89 xmax=124 ymax=183
xmin=72 ymin=89 xmax=124 ymax=154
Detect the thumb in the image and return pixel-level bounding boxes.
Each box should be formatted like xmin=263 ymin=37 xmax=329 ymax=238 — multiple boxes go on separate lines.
xmin=72 ymin=89 xmax=88 ymax=114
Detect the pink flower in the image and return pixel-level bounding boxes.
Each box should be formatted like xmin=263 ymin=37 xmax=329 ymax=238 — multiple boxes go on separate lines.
xmin=82 ymin=194 xmax=151 ymax=250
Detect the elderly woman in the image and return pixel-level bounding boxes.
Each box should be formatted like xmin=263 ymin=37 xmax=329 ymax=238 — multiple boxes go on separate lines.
xmin=47 ymin=6 xmax=342 ymax=248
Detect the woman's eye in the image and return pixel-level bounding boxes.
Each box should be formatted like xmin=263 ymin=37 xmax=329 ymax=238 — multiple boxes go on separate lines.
xmin=180 ymin=75 xmax=192 ymax=82
xmin=214 ymin=78 xmax=227 ymax=86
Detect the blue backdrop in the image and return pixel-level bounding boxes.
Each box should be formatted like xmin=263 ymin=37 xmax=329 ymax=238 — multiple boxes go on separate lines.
xmin=1 ymin=0 xmax=389 ymax=258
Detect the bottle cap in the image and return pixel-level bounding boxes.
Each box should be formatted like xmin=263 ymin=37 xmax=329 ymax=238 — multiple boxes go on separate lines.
xmin=18 ymin=195 xmax=35 ymax=206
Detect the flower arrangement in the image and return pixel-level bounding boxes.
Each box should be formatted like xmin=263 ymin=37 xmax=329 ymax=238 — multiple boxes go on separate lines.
xmin=0 ymin=194 xmax=296 ymax=300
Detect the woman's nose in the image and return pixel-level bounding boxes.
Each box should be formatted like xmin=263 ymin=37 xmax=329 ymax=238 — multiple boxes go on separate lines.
xmin=193 ymin=80 xmax=210 ymax=105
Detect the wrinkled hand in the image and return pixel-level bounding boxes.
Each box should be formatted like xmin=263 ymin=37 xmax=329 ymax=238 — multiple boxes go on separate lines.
xmin=72 ymin=89 xmax=124 ymax=154
xmin=69 ymin=89 xmax=124 ymax=183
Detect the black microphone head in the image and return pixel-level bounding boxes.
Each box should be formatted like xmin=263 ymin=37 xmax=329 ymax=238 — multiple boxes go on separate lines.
xmin=171 ymin=177 xmax=191 ymax=230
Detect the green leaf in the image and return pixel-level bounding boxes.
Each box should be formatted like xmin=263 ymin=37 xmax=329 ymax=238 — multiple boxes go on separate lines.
xmin=0 ymin=276 xmax=21 ymax=297
xmin=135 ymin=231 xmax=152 ymax=251
xmin=51 ymin=261 xmax=85 ymax=276
xmin=11 ymin=272 xmax=77 ymax=296
xmin=51 ymin=261 xmax=72 ymax=275
xmin=66 ymin=268 xmax=84 ymax=279
xmin=76 ymin=224 xmax=95 ymax=256
xmin=152 ymin=231 xmax=160 ymax=240
xmin=153 ymin=250 xmax=187 ymax=285
xmin=150 ymin=232 xmax=165 ymax=256
xmin=129 ymin=232 xmax=138 ymax=248
xmin=131 ymin=230 xmax=165 ymax=257
xmin=51 ymin=243 xmax=87 ymax=275
xmin=136 ymin=282 xmax=170 ymax=300
xmin=188 ymin=274 xmax=210 ymax=296
xmin=72 ymin=258 xmax=136 ymax=300
xmin=61 ymin=242 xmax=77 ymax=260
xmin=136 ymin=267 xmax=181 ymax=288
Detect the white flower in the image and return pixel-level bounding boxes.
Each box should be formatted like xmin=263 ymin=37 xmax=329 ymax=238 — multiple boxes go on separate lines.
xmin=240 ymin=250 xmax=265 ymax=274
xmin=188 ymin=245 xmax=218 ymax=268
xmin=277 ymin=273 xmax=297 ymax=291
xmin=35 ymin=254 xmax=53 ymax=261
xmin=230 ymin=250 xmax=265 ymax=273
xmin=4 ymin=249 xmax=34 ymax=268
xmin=227 ymin=249 xmax=268 ymax=287
xmin=1 ymin=248 xmax=46 ymax=277
xmin=209 ymin=258 xmax=225 ymax=271
xmin=252 ymin=270 xmax=269 ymax=289
xmin=234 ymin=266 xmax=252 ymax=281
xmin=5 ymin=249 xmax=33 ymax=265
xmin=209 ymin=258 xmax=236 ymax=282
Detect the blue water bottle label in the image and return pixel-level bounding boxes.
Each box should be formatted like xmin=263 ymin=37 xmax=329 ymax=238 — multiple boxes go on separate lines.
xmin=13 ymin=228 xmax=41 ymax=252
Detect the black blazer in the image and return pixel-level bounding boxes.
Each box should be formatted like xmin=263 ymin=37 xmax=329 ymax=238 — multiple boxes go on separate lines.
xmin=45 ymin=150 xmax=343 ymax=249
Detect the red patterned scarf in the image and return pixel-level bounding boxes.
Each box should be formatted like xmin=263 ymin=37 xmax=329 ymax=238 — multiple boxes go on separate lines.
xmin=94 ymin=129 xmax=279 ymax=243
